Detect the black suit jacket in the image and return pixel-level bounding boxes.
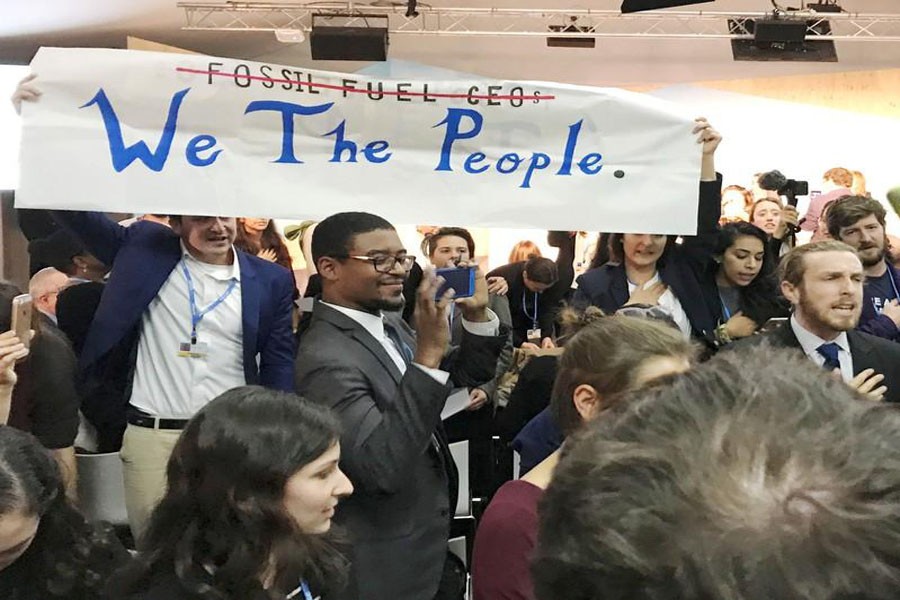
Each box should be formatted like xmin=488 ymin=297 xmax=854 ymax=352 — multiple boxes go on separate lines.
xmin=294 ymin=302 xmax=507 ymax=600
xmin=747 ymin=322 xmax=900 ymax=403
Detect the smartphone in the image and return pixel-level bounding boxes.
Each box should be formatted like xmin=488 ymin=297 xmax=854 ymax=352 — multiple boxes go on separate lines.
xmin=435 ymin=266 xmax=476 ymax=300
xmin=11 ymin=294 xmax=33 ymax=349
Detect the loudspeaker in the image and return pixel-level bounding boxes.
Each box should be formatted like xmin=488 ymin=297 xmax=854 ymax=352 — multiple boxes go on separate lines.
xmin=753 ymin=19 xmax=807 ymax=43
xmin=310 ymin=26 xmax=389 ymax=61
xmin=621 ymin=0 xmax=714 ymax=13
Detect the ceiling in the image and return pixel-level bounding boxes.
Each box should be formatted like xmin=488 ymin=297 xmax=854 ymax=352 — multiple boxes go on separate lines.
xmin=3 ymin=0 xmax=900 ymax=86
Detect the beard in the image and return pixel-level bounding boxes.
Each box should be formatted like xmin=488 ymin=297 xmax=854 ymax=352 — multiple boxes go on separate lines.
xmin=797 ymin=293 xmax=860 ymax=334
xmin=359 ymin=292 xmax=405 ymax=313
xmin=858 ymin=244 xmax=886 ymax=268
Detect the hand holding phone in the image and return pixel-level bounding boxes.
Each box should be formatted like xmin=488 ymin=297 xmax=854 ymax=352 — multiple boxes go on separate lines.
xmin=434 ymin=266 xmax=476 ymax=301
xmin=11 ymin=294 xmax=33 ymax=350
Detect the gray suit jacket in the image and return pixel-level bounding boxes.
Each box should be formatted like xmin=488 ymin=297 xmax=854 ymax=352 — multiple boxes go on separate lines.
xmin=294 ymin=302 xmax=507 ymax=600
xmin=738 ymin=322 xmax=900 ymax=404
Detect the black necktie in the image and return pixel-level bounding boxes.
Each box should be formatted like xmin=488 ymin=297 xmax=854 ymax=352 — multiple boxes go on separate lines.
xmin=817 ymin=342 xmax=841 ymax=372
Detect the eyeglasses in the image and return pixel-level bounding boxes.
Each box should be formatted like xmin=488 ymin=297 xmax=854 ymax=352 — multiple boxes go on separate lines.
xmin=342 ymin=254 xmax=416 ymax=273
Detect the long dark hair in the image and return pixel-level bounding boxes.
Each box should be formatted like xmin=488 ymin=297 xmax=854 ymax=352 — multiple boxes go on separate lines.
xmin=715 ymin=222 xmax=786 ymax=323
xmin=0 ymin=428 xmax=124 ymax=598
xmin=111 ymin=386 xmax=348 ymax=600
xmin=235 ymin=219 xmax=293 ymax=272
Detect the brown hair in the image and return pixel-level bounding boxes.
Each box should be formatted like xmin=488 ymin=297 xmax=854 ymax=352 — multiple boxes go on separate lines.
xmin=823 ymin=167 xmax=854 ymax=188
xmin=749 ymin=197 xmax=783 ymax=222
xmin=550 ymin=314 xmax=695 ymax=436
xmin=777 ymin=239 xmax=858 ymax=286
xmin=607 ymin=233 xmax=676 ymax=265
xmin=826 ymin=195 xmax=887 ymax=240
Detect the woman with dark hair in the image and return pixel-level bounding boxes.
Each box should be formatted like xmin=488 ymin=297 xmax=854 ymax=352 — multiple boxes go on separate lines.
xmin=471 ymin=313 xmax=695 ymax=600
xmin=235 ymin=218 xmax=294 ymax=272
xmin=110 ymin=386 xmax=353 ymax=600
xmin=573 ymin=118 xmax=722 ymax=345
xmin=0 ymin=427 xmax=128 ymax=600
xmin=703 ymin=222 xmax=789 ymax=346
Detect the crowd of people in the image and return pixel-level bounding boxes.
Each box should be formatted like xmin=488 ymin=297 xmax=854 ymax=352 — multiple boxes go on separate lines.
xmin=4 ymin=75 xmax=900 ymax=600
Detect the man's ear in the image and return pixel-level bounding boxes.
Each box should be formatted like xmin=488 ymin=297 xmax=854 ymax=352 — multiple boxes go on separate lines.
xmin=781 ymin=280 xmax=799 ymax=305
xmin=573 ymin=384 xmax=602 ymax=424
xmin=317 ymin=256 xmax=341 ymax=282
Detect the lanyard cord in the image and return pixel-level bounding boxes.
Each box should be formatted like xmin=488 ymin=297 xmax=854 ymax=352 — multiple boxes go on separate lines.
xmin=522 ymin=289 xmax=539 ymax=329
xmin=180 ymin=260 xmax=238 ymax=344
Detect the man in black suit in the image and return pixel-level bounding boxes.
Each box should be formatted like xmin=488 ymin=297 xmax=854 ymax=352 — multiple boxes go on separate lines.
xmin=748 ymin=240 xmax=900 ymax=402
xmin=294 ymin=212 xmax=507 ymax=600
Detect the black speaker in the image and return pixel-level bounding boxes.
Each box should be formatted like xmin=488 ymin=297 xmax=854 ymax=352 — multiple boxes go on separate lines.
xmin=753 ymin=19 xmax=807 ymax=43
xmin=621 ymin=0 xmax=714 ymax=13
xmin=310 ymin=26 xmax=389 ymax=61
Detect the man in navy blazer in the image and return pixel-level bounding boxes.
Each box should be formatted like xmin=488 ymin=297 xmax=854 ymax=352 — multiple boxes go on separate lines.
xmin=53 ymin=211 xmax=295 ymax=539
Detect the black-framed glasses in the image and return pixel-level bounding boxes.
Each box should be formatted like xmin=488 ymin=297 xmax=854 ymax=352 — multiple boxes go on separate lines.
xmin=342 ymin=254 xmax=417 ymax=273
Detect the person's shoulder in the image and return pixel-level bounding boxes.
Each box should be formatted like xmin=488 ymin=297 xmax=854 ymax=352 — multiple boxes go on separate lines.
xmin=239 ymin=250 xmax=295 ymax=282
xmin=851 ymin=329 xmax=900 ymax=359
xmin=576 ymin=263 xmax=619 ymax=288
xmin=478 ymin=481 xmax=543 ymax=535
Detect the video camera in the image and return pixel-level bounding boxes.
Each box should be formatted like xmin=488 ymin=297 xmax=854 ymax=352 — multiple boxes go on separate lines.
xmin=757 ymin=170 xmax=809 ymax=207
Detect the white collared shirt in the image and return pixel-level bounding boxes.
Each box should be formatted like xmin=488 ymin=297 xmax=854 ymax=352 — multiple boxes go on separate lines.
xmin=790 ymin=315 xmax=854 ymax=383
xmin=321 ymin=302 xmax=500 ymax=384
xmin=627 ymin=273 xmax=692 ymax=339
xmin=129 ymin=244 xmax=244 ymax=418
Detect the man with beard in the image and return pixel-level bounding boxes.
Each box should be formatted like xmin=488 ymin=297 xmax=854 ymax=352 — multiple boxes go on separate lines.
xmin=743 ymin=240 xmax=900 ymax=403
xmin=826 ymin=195 xmax=900 ymax=342
xmin=294 ymin=212 xmax=507 ymax=600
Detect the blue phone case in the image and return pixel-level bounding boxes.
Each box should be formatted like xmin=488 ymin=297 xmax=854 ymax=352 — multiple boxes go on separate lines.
xmin=435 ymin=267 xmax=476 ymax=299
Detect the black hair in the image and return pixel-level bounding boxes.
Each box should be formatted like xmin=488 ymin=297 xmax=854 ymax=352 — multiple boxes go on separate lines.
xmin=110 ymin=386 xmax=348 ymax=600
xmin=0 ymin=428 xmax=125 ymax=599
xmin=524 ymin=256 xmax=558 ymax=286
xmin=27 ymin=230 xmax=86 ymax=277
xmin=311 ymin=212 xmax=394 ymax=266
xmin=715 ymin=222 xmax=787 ymax=323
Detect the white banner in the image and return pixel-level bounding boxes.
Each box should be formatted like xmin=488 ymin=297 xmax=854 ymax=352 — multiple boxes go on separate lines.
xmin=17 ymin=47 xmax=702 ymax=233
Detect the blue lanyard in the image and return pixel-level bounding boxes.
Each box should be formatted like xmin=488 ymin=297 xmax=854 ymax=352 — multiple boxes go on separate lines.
xmin=889 ymin=270 xmax=900 ymax=300
xmin=522 ymin=290 xmax=539 ymax=329
xmin=286 ymin=580 xmax=314 ymax=600
xmin=180 ymin=260 xmax=238 ymax=344
xmin=719 ymin=293 xmax=732 ymax=321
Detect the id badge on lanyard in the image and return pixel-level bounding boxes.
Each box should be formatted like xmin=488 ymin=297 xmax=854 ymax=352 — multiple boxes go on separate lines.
xmin=178 ymin=260 xmax=237 ymax=359
xmin=524 ymin=290 xmax=541 ymax=343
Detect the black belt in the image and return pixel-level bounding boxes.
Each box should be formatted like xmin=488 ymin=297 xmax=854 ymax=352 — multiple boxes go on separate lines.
xmin=127 ymin=409 xmax=190 ymax=430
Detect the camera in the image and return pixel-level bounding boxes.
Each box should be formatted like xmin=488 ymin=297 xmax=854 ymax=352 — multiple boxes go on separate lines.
xmin=758 ymin=170 xmax=809 ymax=207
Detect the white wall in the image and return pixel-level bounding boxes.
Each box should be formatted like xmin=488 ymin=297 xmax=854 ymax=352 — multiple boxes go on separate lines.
xmin=0 ymin=65 xmax=29 ymax=189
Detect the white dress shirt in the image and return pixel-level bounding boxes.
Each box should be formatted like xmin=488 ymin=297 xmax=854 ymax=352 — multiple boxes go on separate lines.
xmin=628 ymin=273 xmax=692 ymax=338
xmin=129 ymin=244 xmax=244 ymax=418
xmin=790 ymin=315 xmax=854 ymax=383
xmin=321 ymin=302 xmax=500 ymax=384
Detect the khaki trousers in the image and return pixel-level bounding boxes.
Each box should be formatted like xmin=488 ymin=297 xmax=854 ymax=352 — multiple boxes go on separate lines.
xmin=119 ymin=423 xmax=182 ymax=545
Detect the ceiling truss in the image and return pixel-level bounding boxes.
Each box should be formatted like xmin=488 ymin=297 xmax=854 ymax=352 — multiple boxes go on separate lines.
xmin=178 ymin=3 xmax=900 ymax=41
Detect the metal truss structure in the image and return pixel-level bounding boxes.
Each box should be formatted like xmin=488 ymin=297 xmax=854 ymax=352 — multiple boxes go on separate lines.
xmin=179 ymin=2 xmax=900 ymax=41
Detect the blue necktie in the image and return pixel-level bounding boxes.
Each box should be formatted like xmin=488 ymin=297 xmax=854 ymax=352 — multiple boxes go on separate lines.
xmin=817 ymin=342 xmax=841 ymax=372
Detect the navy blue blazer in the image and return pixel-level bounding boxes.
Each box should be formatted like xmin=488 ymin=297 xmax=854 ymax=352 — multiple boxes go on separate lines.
xmin=53 ymin=211 xmax=296 ymax=391
xmin=573 ymin=177 xmax=723 ymax=342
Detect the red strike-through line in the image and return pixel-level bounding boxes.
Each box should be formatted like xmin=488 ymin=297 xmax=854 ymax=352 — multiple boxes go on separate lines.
xmin=175 ymin=67 xmax=556 ymax=101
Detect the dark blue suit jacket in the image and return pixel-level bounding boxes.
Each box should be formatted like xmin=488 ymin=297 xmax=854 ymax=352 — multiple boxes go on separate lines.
xmin=573 ymin=177 xmax=723 ymax=343
xmin=859 ymin=261 xmax=900 ymax=342
xmin=53 ymin=211 xmax=296 ymax=391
